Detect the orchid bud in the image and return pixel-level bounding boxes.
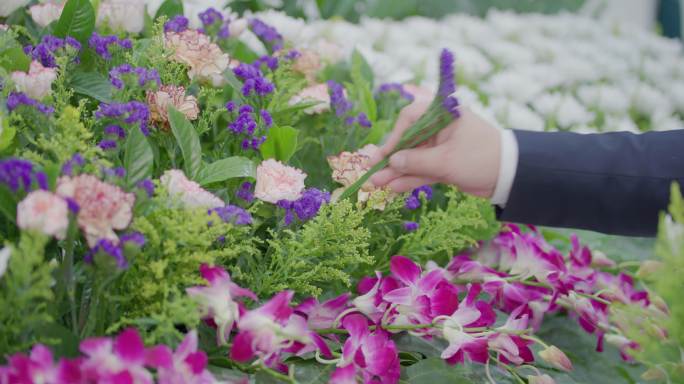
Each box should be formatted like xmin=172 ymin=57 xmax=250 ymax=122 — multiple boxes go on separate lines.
xmin=527 ymin=374 xmax=556 ymax=384
xmin=538 ymin=345 xmax=573 ymax=372
xmin=590 ymin=250 xmax=616 ymax=268
xmin=641 ymin=367 xmax=667 ymax=381
xmin=636 ymin=260 xmax=664 ymax=279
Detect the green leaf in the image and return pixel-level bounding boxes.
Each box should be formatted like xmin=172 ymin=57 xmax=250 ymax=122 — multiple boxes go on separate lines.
xmin=0 ymin=114 xmax=17 ymax=151
xmin=0 ymin=186 xmax=17 ymax=224
xmin=168 ymin=107 xmax=202 ymax=179
xmin=350 ymin=50 xmax=377 ymax=122
xmin=260 ymin=126 xmax=299 ymax=162
xmin=69 ymin=71 xmax=114 ymax=103
xmin=54 ymin=0 xmax=95 ymax=45
xmin=402 ymin=358 xmax=516 ymax=383
xmin=231 ymin=41 xmax=260 ymax=64
xmin=154 ymin=0 xmax=184 ymax=20
xmin=123 ymin=126 xmax=154 ymax=188
xmin=0 ymin=47 xmax=30 ymax=72
xmin=196 ymin=157 xmax=256 ymax=186
xmin=351 ymin=49 xmax=375 ymax=87
xmin=362 ymin=119 xmax=390 ymax=146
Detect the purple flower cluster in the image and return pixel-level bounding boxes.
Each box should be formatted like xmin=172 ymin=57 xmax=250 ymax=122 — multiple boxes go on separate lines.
xmin=6 ymin=92 xmax=54 ymax=115
xmin=85 ymin=233 xmax=145 ymax=269
xmin=284 ymin=49 xmax=301 ymax=60
xmin=227 ymin=103 xmax=269 ymax=152
xmin=404 ymin=221 xmax=419 ymax=232
xmin=209 ymin=205 xmax=253 ymax=226
xmin=249 ymin=18 xmax=284 ymax=52
xmin=438 ymin=49 xmax=460 ymax=118
xmin=109 ymin=64 xmax=160 ymax=90
xmin=88 ymin=32 xmax=132 ymax=60
xmin=24 ymin=35 xmax=81 ymax=68
xmin=233 ymin=63 xmax=275 ymax=97
xmin=136 ymin=179 xmax=155 ymax=197
xmin=253 ymin=55 xmax=279 ymax=71
xmin=164 ymin=15 xmax=189 ymax=33
xmin=98 ymin=125 xmax=127 ymax=151
xmin=405 ymin=185 xmax=433 ymax=210
xmin=61 ymin=153 xmax=85 ymax=176
xmin=328 ymin=81 xmax=373 ymax=127
xmin=199 ymin=7 xmax=223 ymax=27
xmin=102 ymin=166 xmax=126 ymax=179
xmin=0 ymin=158 xmax=47 ymax=193
xmin=235 ymin=181 xmax=254 ymax=202
xmin=377 ymin=83 xmax=415 ymax=102
xmin=95 ymin=101 xmax=151 ymax=136
xmin=277 ymin=188 xmax=330 ymax=225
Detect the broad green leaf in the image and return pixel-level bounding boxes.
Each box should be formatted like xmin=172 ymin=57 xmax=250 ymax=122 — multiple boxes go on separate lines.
xmin=350 ymin=50 xmax=377 ymax=122
xmin=222 ymin=70 xmax=246 ymax=103
xmin=69 ymin=71 xmax=114 ymax=103
xmin=231 ymin=41 xmax=260 ymax=63
xmin=0 ymin=186 xmax=17 ymax=224
xmin=260 ymin=126 xmax=299 ymax=162
xmin=402 ymin=358 xmax=516 ymax=383
xmin=0 ymin=114 xmax=17 ymax=151
xmin=0 ymin=47 xmax=30 ymax=72
xmin=54 ymin=0 xmax=95 ymax=45
xmin=351 ymin=49 xmax=375 ymax=87
xmin=155 ymin=0 xmax=184 ymax=20
xmin=362 ymin=119 xmax=390 ymax=146
xmin=168 ymin=107 xmax=202 ymax=179
xmin=123 ymin=126 xmax=154 ymax=188
xmin=196 ymin=157 xmax=256 ymax=186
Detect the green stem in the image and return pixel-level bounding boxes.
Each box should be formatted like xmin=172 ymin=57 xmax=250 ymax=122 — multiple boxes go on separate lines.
xmin=63 ymin=222 xmax=78 ymax=334
xmin=260 ymin=364 xmax=296 ymax=383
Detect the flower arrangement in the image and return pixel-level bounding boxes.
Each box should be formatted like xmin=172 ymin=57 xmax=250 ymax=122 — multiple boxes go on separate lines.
xmin=0 ymin=1 xmax=680 ymax=383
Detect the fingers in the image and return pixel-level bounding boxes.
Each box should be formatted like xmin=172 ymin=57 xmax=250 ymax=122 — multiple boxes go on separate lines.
xmin=380 ymin=101 xmax=431 ymax=157
xmin=387 ymin=146 xmax=446 ymax=180
xmin=387 ymin=176 xmax=435 ymax=194
xmin=370 ymin=168 xmax=402 ymax=187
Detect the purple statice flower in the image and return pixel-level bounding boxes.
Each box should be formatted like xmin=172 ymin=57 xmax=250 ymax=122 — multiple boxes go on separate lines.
xmin=278 ymin=188 xmax=330 ymax=225
xmin=85 ymin=239 xmax=128 ymax=269
xmin=284 ymin=49 xmax=301 ymax=60
xmin=164 ymin=15 xmax=189 ymax=33
xmin=344 ymin=116 xmax=355 ymax=125
xmin=249 ymin=18 xmax=284 ymax=52
xmin=357 ymin=112 xmax=372 ymax=128
xmin=233 ymin=63 xmax=275 ymax=97
xmin=6 ymin=92 xmax=54 ymax=115
xmin=404 ymin=221 xmax=419 ymax=232
xmin=199 ymin=7 xmax=223 ymax=27
xmin=260 ymin=109 xmax=273 ymax=128
xmin=0 ymin=158 xmax=48 ymax=193
xmin=88 ymin=33 xmax=131 ymax=60
xmin=65 ymin=197 xmax=80 ymax=213
xmin=96 ymin=101 xmax=150 ymax=136
xmin=226 ymin=101 xmax=236 ymax=112
xmin=209 ymin=205 xmax=253 ymax=226
xmin=24 ymin=35 xmax=81 ymax=68
xmin=438 ymin=49 xmax=460 ymax=118
xmin=235 ymin=181 xmax=254 ymax=203
xmin=218 ymin=23 xmax=230 ymax=39
xmin=109 ymin=65 xmax=160 ymax=90
xmin=327 ymin=81 xmax=353 ymax=118
xmin=35 ymin=172 xmax=48 ymax=190
xmin=61 ymin=153 xmax=85 ymax=176
xmin=405 ymin=185 xmax=433 ymax=210
xmin=98 ymin=139 xmax=118 ymax=151
xmin=254 ymin=55 xmax=279 ymax=71
xmin=377 ymin=82 xmax=415 ymax=102
xmin=102 ymin=166 xmax=126 ymax=179
xmin=136 ymin=179 xmax=155 ymax=197
xmin=120 ymin=232 xmax=146 ymax=247
xmin=104 ymin=124 xmax=126 ymax=139
xmin=250 ymin=136 xmax=266 ymax=150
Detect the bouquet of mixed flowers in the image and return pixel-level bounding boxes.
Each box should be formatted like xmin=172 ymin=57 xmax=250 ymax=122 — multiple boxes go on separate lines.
xmin=0 ymin=1 xmax=681 ymax=383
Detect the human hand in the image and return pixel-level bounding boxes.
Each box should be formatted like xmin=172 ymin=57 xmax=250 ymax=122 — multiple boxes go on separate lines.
xmin=370 ymin=101 xmax=502 ymax=198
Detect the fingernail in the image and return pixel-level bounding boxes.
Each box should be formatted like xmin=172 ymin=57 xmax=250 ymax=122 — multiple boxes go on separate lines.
xmin=389 ymin=152 xmax=406 ymax=170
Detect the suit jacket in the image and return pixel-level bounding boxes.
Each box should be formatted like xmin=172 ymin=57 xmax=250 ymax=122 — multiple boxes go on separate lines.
xmin=498 ymin=130 xmax=684 ymax=237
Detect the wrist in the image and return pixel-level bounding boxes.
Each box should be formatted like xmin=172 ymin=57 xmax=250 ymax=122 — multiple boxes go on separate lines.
xmin=490 ymin=129 xmax=519 ymax=207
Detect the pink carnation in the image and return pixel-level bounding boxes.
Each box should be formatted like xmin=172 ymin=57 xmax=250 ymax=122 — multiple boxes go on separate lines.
xmin=160 ymin=169 xmax=224 ymax=209
xmin=289 ymin=83 xmax=331 ymax=115
xmin=56 ymin=175 xmax=135 ymax=247
xmin=29 ymin=1 xmax=64 ymax=27
xmin=11 ymin=61 xmax=57 ymax=99
xmin=147 ymin=85 xmax=199 ymax=129
xmin=17 ymin=190 xmax=69 ymax=240
xmin=165 ymin=30 xmax=230 ymax=87
xmin=254 ymin=159 xmax=306 ymax=204
xmin=97 ymin=0 xmax=144 ymax=33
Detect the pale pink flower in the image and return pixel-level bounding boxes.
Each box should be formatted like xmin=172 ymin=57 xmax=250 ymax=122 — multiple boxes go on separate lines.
xmin=11 ymin=60 xmax=57 ymax=99
xmin=328 ymin=144 xmax=395 ymax=209
xmin=254 ymin=159 xmax=306 ymax=204
xmin=292 ymin=50 xmax=321 ymax=83
xmin=0 ymin=247 xmax=10 ymax=279
xmin=97 ymin=0 xmax=144 ymax=33
xmin=0 ymin=24 xmax=8 ymax=31
xmin=528 ymin=374 xmax=556 ymax=384
xmin=160 ymin=169 xmax=224 ymax=209
xmin=289 ymin=83 xmax=331 ymax=115
xmin=56 ymin=174 xmax=135 ymax=247
xmin=29 ymin=1 xmax=64 ymax=27
xmin=147 ymin=85 xmax=199 ymax=130
xmin=538 ymin=345 xmax=573 ymax=372
xmin=16 ymin=190 xmax=69 ymax=240
xmin=228 ymin=18 xmax=248 ymax=37
xmin=165 ymin=30 xmax=230 ymax=87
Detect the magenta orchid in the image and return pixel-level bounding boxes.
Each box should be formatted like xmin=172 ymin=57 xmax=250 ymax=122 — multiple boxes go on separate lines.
xmin=146 ymin=330 xmax=218 ymax=384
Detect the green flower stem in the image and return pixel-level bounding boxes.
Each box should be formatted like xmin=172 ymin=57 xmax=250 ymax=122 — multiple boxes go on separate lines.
xmin=259 ymin=364 xmax=296 ymax=383
xmin=63 ymin=220 xmax=79 ymax=334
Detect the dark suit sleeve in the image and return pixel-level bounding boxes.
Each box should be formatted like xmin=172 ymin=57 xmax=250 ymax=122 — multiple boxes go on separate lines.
xmin=498 ymin=130 xmax=684 ymax=237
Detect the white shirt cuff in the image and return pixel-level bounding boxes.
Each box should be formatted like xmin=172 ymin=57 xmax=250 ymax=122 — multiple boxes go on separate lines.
xmin=490 ymin=129 xmax=519 ymax=207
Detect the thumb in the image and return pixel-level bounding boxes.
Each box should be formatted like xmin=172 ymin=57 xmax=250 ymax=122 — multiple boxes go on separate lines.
xmin=388 ymin=146 xmax=447 ymax=179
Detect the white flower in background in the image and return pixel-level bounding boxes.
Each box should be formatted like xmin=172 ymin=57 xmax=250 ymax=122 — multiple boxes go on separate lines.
xmin=651 ymin=113 xmax=684 ymax=132
xmin=490 ymin=98 xmax=545 ymax=132
xmin=29 ymin=1 xmax=64 ymax=27
xmin=183 ymin=0 xmax=228 ymax=28
xmin=17 ymin=190 xmax=69 ymax=240
xmin=229 ymin=18 xmax=248 ymax=38
xmin=668 ymin=83 xmax=684 ymax=115
xmin=97 ymin=0 xmax=145 ymax=33
xmin=0 ymin=247 xmax=10 ymax=280
xmin=630 ymin=83 xmax=673 ymax=118
xmin=482 ymin=71 xmax=543 ymax=104
xmin=533 ymin=94 xmax=594 ymax=129
xmin=577 ymin=85 xmax=630 ymax=116
xmin=0 ymin=0 xmax=30 ymax=17
xmin=479 ymin=40 xmax=535 ymax=68
xmin=160 ymin=169 xmax=225 ymax=209
xmin=0 ymin=24 xmax=8 ymax=31
xmin=603 ymin=116 xmax=640 ymax=133
xmin=165 ymin=29 xmax=230 ymax=87
xmin=11 ymin=60 xmax=57 ymax=100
